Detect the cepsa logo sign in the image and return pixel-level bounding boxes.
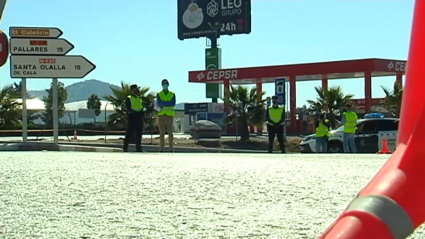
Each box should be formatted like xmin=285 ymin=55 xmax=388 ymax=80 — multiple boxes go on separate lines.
xmin=387 ymin=61 xmax=407 ymax=72
xmin=197 ymin=69 xmax=238 ymax=81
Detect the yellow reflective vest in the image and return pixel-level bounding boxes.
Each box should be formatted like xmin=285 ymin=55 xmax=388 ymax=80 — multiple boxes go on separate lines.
xmin=315 ymin=119 xmax=330 ymax=137
xmin=127 ymin=95 xmax=143 ymax=112
xmin=343 ymin=111 xmax=357 ymax=134
xmin=268 ymin=106 xmax=284 ymax=123
xmin=157 ymin=91 xmax=175 ymax=116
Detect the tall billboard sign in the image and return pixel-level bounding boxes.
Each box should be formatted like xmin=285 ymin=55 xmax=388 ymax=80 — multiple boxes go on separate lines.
xmin=177 ymin=0 xmax=252 ymax=40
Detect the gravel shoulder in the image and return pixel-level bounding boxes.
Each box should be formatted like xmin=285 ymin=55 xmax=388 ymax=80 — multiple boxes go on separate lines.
xmin=64 ymin=136 xmax=303 ymax=153
xmin=1 ymin=153 xmax=424 ymax=238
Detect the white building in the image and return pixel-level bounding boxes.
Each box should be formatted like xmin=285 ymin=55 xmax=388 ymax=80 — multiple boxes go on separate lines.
xmin=63 ymin=100 xmax=116 ymax=125
xmin=16 ymin=98 xmax=45 ymax=111
xmin=15 ymin=98 xmax=116 ymax=125
xmin=15 ymin=99 xmax=189 ymax=128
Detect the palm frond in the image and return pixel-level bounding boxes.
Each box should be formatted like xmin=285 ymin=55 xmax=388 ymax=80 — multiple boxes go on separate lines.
xmin=380 ymin=81 xmax=403 ymax=117
xmin=307 ymin=85 xmax=354 ymax=128
xmin=103 ymin=81 xmax=156 ymax=130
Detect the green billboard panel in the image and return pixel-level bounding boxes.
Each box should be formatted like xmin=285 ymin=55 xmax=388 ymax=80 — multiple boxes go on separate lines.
xmin=205 ymin=47 xmax=222 ymax=99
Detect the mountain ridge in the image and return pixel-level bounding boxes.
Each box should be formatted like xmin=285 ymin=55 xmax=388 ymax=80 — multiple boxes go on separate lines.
xmin=28 ymin=79 xmax=121 ymax=103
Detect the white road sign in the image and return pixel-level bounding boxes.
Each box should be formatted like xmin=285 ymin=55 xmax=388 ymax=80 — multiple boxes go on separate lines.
xmin=9 ymin=27 xmax=63 ymax=39
xmin=10 ymin=38 xmax=74 ymax=55
xmin=275 ymin=79 xmax=285 ymax=94
xmin=10 ymin=55 xmax=96 ymax=78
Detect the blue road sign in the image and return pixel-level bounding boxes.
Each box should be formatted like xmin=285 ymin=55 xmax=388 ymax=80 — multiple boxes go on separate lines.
xmin=275 ymin=78 xmax=285 ymax=105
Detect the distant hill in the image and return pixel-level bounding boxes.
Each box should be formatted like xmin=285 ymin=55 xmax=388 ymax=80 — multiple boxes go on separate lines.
xmin=27 ymin=79 xmax=186 ymax=110
xmin=28 ymin=79 xmax=120 ymax=103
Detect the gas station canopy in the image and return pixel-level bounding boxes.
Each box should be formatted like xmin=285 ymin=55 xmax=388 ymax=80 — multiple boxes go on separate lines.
xmin=188 ymin=58 xmax=407 ymax=84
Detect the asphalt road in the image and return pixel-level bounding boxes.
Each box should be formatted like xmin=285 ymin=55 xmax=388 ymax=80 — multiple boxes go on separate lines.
xmin=1 ymin=153 xmax=424 ymax=238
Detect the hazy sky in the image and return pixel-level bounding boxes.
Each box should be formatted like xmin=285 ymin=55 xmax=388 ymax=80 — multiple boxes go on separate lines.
xmin=0 ymin=0 xmax=415 ymax=106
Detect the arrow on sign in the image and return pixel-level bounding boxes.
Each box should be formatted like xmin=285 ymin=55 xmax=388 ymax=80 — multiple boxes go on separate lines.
xmin=10 ymin=38 xmax=74 ymax=56
xmin=0 ymin=0 xmax=7 ymax=23
xmin=9 ymin=27 xmax=63 ymax=39
xmin=10 ymin=55 xmax=96 ymax=79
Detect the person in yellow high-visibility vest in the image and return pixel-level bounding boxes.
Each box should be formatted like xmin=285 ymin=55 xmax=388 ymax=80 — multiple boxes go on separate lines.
xmin=124 ymin=84 xmax=146 ymax=152
xmin=156 ymin=79 xmax=176 ymax=152
xmin=266 ymin=95 xmax=286 ymax=153
xmin=341 ymin=103 xmax=358 ymax=153
xmin=315 ymin=114 xmax=331 ymax=153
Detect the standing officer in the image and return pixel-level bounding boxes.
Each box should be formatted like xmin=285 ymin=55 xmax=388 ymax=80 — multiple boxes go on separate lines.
xmin=341 ymin=103 xmax=357 ymax=153
xmin=315 ymin=114 xmax=331 ymax=153
xmin=266 ymin=95 xmax=286 ymax=153
xmin=156 ymin=79 xmax=176 ymax=152
xmin=123 ymin=84 xmax=145 ymax=152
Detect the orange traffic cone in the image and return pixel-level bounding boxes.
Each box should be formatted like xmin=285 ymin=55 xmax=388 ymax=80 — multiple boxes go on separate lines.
xmin=73 ymin=130 xmax=78 ymax=140
xmin=377 ymin=138 xmax=392 ymax=154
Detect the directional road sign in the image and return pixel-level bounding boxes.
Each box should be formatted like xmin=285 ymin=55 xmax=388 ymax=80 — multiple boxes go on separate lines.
xmin=0 ymin=0 xmax=7 ymax=23
xmin=9 ymin=27 xmax=63 ymax=39
xmin=10 ymin=38 xmax=74 ymax=55
xmin=10 ymin=55 xmax=96 ymax=78
xmin=275 ymin=78 xmax=286 ymax=105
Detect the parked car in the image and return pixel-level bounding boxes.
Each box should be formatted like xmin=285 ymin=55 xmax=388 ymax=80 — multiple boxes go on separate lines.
xmin=299 ymin=118 xmax=399 ymax=153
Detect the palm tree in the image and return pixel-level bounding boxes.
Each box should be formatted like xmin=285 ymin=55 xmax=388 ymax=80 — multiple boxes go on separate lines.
xmin=380 ymin=81 xmax=403 ymax=117
xmin=0 ymin=84 xmax=22 ymax=128
xmin=87 ymin=94 xmax=102 ymax=123
xmin=307 ymin=86 xmax=354 ymax=128
xmin=222 ymin=85 xmax=266 ymax=141
xmin=103 ymin=81 xmax=156 ymax=130
xmin=12 ymin=81 xmax=32 ymax=98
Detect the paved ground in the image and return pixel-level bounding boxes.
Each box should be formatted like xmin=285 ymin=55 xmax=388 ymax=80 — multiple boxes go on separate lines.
xmin=1 ymin=153 xmax=424 ymax=238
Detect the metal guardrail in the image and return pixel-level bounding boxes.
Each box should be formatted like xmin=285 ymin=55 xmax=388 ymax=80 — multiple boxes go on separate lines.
xmin=0 ymin=129 xmax=55 ymax=133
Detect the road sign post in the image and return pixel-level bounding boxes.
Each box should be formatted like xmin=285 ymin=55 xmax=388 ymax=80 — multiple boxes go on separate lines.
xmin=52 ymin=78 xmax=58 ymax=144
xmin=9 ymin=26 xmax=96 ymax=144
xmin=21 ymin=78 xmax=27 ymax=143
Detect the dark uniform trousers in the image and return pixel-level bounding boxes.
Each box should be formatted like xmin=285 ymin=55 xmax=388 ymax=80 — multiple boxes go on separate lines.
xmin=123 ymin=113 xmax=143 ymax=152
xmin=267 ymin=123 xmax=285 ymax=153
